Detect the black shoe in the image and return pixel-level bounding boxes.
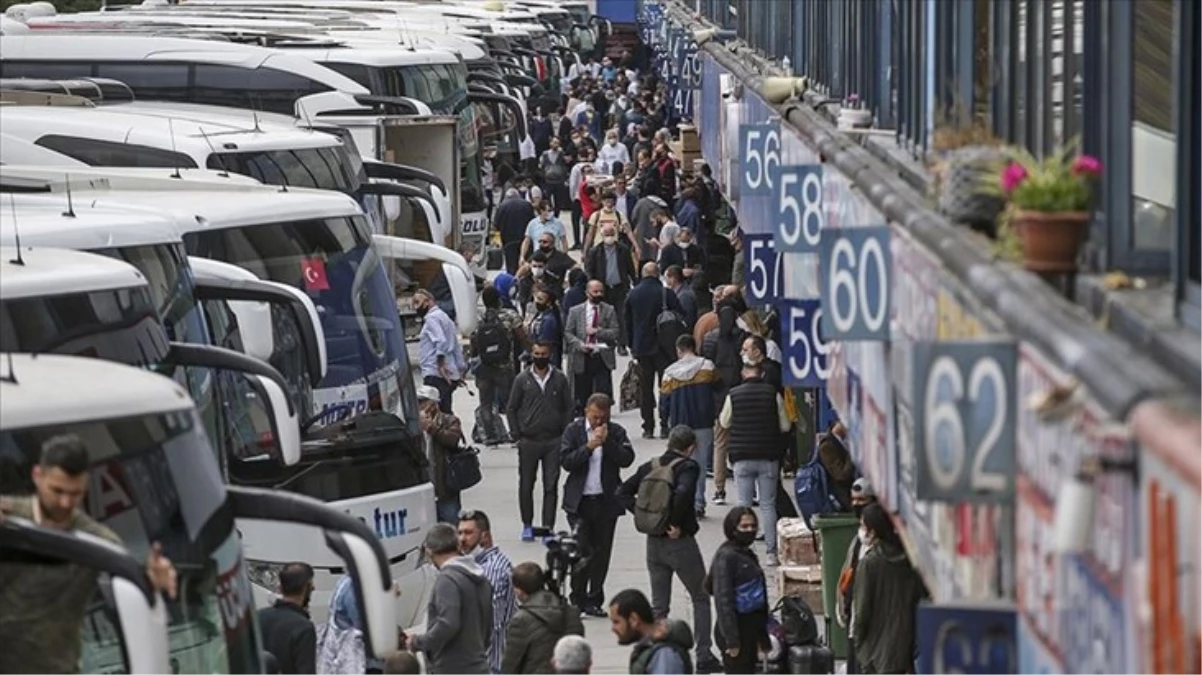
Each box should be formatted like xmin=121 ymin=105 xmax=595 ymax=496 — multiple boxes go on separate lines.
xmin=696 ymin=653 xmax=723 ymax=674
xmin=581 ymin=604 xmax=607 ymax=618
xmin=642 ymin=430 xmax=656 ymax=439
xmin=658 ymin=426 xmax=669 ymax=439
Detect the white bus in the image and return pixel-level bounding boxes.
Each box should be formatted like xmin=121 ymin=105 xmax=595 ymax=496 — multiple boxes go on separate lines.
xmin=0 ymin=350 xmax=399 ymax=673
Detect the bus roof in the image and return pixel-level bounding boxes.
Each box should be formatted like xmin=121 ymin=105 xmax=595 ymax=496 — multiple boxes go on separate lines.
xmin=280 ymin=45 xmax=461 ymax=67
xmin=0 ymin=104 xmax=342 ymax=161
xmin=0 ymin=34 xmax=371 ymax=95
xmin=0 ymin=196 xmax=188 ymax=249
xmin=0 ymin=352 xmax=194 ymax=430
xmin=0 ymin=245 xmax=148 ymax=300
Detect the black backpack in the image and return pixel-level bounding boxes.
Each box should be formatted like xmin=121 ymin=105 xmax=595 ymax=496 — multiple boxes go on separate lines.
xmin=774 ymin=595 xmax=820 ymax=647
xmin=656 ymin=287 xmax=686 ymax=359
xmin=473 ymin=309 xmax=512 ymax=367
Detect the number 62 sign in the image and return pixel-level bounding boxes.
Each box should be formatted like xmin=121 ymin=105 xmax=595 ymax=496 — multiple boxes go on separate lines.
xmin=911 ymin=341 xmax=1017 ymax=502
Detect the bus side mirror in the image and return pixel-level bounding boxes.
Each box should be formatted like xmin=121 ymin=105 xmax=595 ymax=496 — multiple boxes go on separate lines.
xmin=243 ymin=373 xmax=302 ymax=466
xmin=225 ymin=486 xmax=398 ymax=660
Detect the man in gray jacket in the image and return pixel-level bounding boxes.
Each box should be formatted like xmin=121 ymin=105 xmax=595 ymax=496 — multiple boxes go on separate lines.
xmin=405 ymin=524 xmax=493 ymax=674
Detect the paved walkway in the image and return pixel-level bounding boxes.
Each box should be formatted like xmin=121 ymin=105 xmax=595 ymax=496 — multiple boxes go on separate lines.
xmin=447 ymin=350 xmax=794 ymax=673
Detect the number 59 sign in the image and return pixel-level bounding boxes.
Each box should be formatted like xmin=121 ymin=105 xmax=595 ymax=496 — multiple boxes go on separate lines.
xmin=777 ymin=298 xmax=829 ymax=387
xmin=912 ymin=341 xmax=1017 ymax=502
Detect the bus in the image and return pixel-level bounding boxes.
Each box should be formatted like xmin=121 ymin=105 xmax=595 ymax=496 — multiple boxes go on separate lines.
xmin=0 ymin=350 xmax=399 ymax=673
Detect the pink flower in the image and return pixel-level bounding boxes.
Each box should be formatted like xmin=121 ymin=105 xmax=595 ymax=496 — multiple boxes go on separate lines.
xmin=1072 ymin=155 xmax=1103 ymax=176
xmin=1001 ymin=162 xmax=1028 ymax=192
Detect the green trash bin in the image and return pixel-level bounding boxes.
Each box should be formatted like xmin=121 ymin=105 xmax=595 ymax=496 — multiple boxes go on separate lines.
xmin=812 ymin=513 xmax=859 ymax=660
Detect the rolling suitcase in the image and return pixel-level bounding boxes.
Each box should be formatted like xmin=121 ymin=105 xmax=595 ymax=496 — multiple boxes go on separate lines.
xmin=787 ymin=644 xmax=834 ymax=674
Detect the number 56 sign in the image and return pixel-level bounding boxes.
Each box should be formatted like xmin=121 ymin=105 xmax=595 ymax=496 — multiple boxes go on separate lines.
xmin=912 ymin=341 xmax=1018 ymax=502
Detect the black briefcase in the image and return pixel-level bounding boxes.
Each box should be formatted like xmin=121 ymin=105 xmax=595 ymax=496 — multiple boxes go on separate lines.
xmin=787 ymin=645 xmax=834 ymax=674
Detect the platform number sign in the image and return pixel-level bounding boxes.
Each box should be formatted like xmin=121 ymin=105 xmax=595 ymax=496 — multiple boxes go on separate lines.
xmin=818 ymin=226 xmax=891 ymax=340
xmin=912 ymin=341 xmax=1017 ymax=502
xmin=739 ymin=122 xmax=780 ymax=197
xmin=778 ymin=298 xmax=829 ymax=387
xmin=673 ymin=87 xmax=694 ymax=119
xmin=916 ymin=603 xmax=1018 ymax=674
xmin=773 ymin=164 xmax=824 ymax=253
xmin=743 ymin=233 xmax=784 ymax=304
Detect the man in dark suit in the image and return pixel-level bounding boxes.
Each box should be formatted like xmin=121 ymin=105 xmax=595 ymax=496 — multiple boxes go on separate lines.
xmin=584 ymin=222 xmax=637 ymax=354
xmin=257 ymin=563 xmax=317 ymax=674
xmin=559 ymin=393 xmax=635 ymax=617
xmin=624 ymin=261 xmax=684 ymax=439
xmin=564 ymin=280 xmax=620 ymax=412
xmin=495 ymin=188 xmax=538 ymax=274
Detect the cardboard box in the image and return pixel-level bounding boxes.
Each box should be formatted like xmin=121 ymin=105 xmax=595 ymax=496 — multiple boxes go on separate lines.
xmin=777 ymin=518 xmax=820 ymax=566
xmin=777 ymin=565 xmax=824 ymax=612
xmin=678 ymin=124 xmax=700 ymax=153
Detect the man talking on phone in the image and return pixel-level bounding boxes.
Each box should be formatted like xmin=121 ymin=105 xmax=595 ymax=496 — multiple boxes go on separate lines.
xmin=558 ymin=393 xmax=635 ymax=617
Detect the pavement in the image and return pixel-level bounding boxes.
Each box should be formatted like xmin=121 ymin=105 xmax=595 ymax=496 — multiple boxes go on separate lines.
xmin=445 ymin=349 xmax=796 ymax=674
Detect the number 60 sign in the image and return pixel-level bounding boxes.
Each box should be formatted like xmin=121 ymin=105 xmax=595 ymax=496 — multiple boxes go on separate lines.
xmin=911 ymin=340 xmax=1018 ymax=502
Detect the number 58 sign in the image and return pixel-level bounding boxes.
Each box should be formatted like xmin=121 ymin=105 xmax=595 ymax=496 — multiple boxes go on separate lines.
xmin=912 ymin=341 xmax=1017 ymax=502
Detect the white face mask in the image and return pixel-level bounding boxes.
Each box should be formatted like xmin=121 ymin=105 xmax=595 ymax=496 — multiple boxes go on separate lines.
xmin=858 ymin=527 xmax=872 ymax=546
xmin=608 ymin=139 xmax=618 ymax=146
xmin=603 ymin=235 xmax=617 ymax=245
xmin=742 ymin=354 xmax=760 ymax=366
xmin=677 ymin=241 xmax=689 ymax=249
xmin=532 ymin=266 xmax=545 ymax=277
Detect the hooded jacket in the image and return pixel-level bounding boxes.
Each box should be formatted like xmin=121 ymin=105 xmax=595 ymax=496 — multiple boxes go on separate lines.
xmin=659 ymin=353 xmax=720 ymax=429
xmin=413 ymin=556 xmax=494 ymax=674
xmin=501 ymin=590 xmax=585 ymax=674
xmin=629 ymin=619 xmax=695 ymax=674
xmin=851 ymin=540 xmax=927 ymax=674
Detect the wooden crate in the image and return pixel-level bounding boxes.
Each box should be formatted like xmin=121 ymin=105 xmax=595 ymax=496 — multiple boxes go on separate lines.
xmin=777 ymin=565 xmax=824 ymax=612
xmin=777 ymin=518 xmax=820 ymax=566
xmin=677 ymin=124 xmax=701 ymax=153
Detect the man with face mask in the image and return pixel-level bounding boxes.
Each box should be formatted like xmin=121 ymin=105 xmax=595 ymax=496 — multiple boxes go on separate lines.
xmin=416 ymin=288 xmax=467 ymax=413
xmin=506 ymin=341 xmax=574 ymax=542
xmin=257 ymin=563 xmax=318 ymax=674
xmin=818 ymin=421 xmax=857 ymax=512
xmin=836 ymin=477 xmax=877 ymax=674
xmin=564 ymin=279 xmax=620 ymax=413
xmin=458 ymin=511 xmax=516 ymax=674
xmin=540 ymin=136 xmax=571 ymax=214
xmin=584 ymin=223 xmax=637 ymax=355
xmin=522 ymin=202 xmax=570 ymax=261
xmin=418 ymin=385 xmax=467 ymax=524
xmin=0 ymin=435 xmax=179 ymax=675
xmin=597 ymin=129 xmax=630 ymax=175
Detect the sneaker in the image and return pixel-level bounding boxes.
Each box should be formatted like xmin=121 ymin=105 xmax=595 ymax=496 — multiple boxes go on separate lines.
xmin=696 ymin=653 xmax=723 ymax=674
xmin=712 ymin=491 xmax=726 ymax=506
xmin=580 ymin=604 xmax=607 ymax=618
xmin=695 ymin=506 xmax=707 ymax=519
xmin=642 ymin=430 xmax=656 ymax=440
xmin=765 ymin=553 xmax=780 ymax=567
xmin=521 ymin=526 xmax=534 ymax=542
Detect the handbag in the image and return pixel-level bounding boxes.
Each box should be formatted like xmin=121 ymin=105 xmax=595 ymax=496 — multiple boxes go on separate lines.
xmin=445 ymin=433 xmax=483 ymax=492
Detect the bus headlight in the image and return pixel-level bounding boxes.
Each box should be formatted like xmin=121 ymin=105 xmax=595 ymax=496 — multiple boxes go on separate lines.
xmin=246 ymin=560 xmax=286 ymax=593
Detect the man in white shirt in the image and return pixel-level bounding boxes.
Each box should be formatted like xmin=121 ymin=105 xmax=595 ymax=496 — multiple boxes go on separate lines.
xmin=558 ymin=394 xmax=635 ymax=615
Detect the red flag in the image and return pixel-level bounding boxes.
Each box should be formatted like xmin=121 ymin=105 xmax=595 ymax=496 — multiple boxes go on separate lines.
xmin=300 ymin=257 xmax=330 ymax=291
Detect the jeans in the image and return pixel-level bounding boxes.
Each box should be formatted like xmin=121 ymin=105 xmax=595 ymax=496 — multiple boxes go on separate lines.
xmin=691 ymin=428 xmax=714 ymax=510
xmin=422 ymin=375 xmax=455 ymax=413
xmin=646 ymin=535 xmax=712 ymax=657
xmin=734 ymin=459 xmax=780 ymax=554
xmin=517 ymin=438 xmax=561 ymax=528
xmin=436 ymin=492 xmax=461 ymax=525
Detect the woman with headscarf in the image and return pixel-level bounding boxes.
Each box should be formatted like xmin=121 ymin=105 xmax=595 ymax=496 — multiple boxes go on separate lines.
xmin=851 ymin=504 xmax=927 ymax=674
xmin=706 ymin=506 xmax=769 ymax=674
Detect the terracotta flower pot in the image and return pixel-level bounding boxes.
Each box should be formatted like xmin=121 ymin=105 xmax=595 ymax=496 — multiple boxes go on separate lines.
xmin=1012 ymin=210 xmax=1090 ymax=272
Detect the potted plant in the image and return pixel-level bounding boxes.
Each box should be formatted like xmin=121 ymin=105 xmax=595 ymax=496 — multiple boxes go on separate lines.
xmin=996 ymin=144 xmax=1103 ymax=272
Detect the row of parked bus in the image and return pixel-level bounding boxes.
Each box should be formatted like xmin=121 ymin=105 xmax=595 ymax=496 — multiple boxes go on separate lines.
xmin=0 ymin=1 xmax=613 ymax=672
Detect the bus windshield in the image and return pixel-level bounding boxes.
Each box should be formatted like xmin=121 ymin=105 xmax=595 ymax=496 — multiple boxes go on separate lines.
xmin=329 ymin=60 xmax=486 ymax=214
xmin=207 ymin=146 xmax=361 ymax=196
xmin=0 ymin=410 xmax=261 ymax=674
xmin=0 ymin=285 xmax=170 ymax=364
xmin=181 ymin=215 xmax=420 ymax=439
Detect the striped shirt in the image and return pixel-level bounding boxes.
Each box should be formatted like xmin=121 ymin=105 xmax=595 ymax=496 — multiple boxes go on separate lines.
xmin=475 ymin=546 xmax=516 ymax=674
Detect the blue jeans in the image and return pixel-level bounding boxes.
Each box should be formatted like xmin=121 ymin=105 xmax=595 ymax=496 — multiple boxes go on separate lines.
xmin=734 ymin=459 xmax=780 ymax=554
xmin=691 ymin=427 xmax=714 ymax=511
xmin=436 ymin=492 xmax=461 ymax=524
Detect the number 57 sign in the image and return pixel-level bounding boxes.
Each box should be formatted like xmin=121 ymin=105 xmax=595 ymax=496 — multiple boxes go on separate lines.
xmin=912 ymin=341 xmax=1017 ymax=502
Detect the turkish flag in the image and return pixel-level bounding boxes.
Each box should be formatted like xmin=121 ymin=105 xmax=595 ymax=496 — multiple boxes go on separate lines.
xmin=300 ymin=257 xmax=330 ymax=291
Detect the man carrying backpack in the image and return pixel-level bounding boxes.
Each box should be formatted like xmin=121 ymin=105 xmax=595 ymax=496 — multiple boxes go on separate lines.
xmin=616 ymin=426 xmax=723 ymax=674
xmin=472 ymin=287 xmax=522 ymax=446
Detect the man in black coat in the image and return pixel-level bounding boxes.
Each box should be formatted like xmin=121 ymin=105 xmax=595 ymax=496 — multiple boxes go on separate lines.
xmin=257 ymin=563 xmax=317 ymax=674
xmin=624 ymin=262 xmax=684 ymax=439
xmin=495 ymin=188 xmax=537 ymax=274
xmin=559 ymin=393 xmax=636 ymax=617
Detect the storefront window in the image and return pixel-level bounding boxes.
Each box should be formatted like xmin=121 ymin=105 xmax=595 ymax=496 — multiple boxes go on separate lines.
xmin=1130 ymin=0 xmax=1176 ymax=251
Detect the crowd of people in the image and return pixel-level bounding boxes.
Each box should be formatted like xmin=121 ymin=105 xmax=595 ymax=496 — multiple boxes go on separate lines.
xmin=0 ymin=45 xmax=928 ymax=675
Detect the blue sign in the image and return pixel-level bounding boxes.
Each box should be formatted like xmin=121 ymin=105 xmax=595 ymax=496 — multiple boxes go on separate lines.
xmin=743 ymin=233 xmax=783 ymax=304
xmin=916 ymin=602 xmax=1018 ymax=674
xmin=911 ymin=341 xmax=1017 ymax=502
xmin=672 ymin=88 xmax=694 ymax=120
xmin=777 ymin=298 xmax=829 ymax=387
xmin=738 ymin=121 xmax=781 ymax=197
xmin=818 ymin=226 xmax=892 ymax=340
xmin=773 ymin=164 xmax=824 ymax=254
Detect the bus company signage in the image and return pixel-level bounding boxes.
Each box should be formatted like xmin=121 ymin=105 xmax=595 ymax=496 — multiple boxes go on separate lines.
xmin=1015 ymin=344 xmax=1135 ymax=673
